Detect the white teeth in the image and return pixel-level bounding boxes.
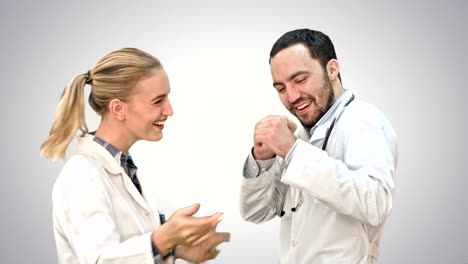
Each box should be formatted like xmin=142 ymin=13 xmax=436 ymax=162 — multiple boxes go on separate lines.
xmin=154 ymin=121 xmax=165 ymax=126
xmin=297 ymin=102 xmax=310 ymax=110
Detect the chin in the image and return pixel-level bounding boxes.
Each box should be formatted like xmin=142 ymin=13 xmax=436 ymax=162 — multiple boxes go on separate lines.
xmin=295 ymin=114 xmax=312 ymax=125
xmin=298 ymin=116 xmax=318 ymax=128
xmin=147 ymin=133 xmax=163 ymax=142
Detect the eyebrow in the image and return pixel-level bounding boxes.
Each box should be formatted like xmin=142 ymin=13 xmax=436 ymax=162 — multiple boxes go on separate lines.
xmin=273 ymin=70 xmax=310 ymax=87
xmin=151 ymin=94 xmax=166 ymax=102
xmin=151 ymin=92 xmax=169 ymax=102
xmin=150 ymin=88 xmax=171 ymax=102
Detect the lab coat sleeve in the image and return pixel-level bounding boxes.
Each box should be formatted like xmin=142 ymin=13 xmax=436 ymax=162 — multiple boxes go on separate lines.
xmin=239 ymin=155 xmax=288 ymax=223
xmin=281 ymin=110 xmax=397 ymax=227
xmin=53 ymin=155 xmax=168 ymax=264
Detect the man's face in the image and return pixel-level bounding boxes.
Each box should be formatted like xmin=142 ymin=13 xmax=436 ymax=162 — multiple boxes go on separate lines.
xmin=270 ymin=44 xmax=334 ymax=128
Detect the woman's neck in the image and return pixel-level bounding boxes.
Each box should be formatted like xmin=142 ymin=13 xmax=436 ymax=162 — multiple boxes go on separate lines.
xmin=94 ymin=121 xmax=134 ymax=154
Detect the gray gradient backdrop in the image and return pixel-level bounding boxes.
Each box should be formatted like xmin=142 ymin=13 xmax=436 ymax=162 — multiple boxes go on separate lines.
xmin=1 ymin=0 xmax=467 ymax=263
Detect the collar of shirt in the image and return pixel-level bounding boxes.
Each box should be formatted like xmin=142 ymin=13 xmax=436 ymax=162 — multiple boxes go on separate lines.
xmin=308 ymin=89 xmax=353 ymax=136
xmin=88 ymin=132 xmax=137 ymax=178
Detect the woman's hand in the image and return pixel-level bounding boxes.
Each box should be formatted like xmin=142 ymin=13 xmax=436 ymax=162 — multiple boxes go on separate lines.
xmin=176 ymin=231 xmax=231 ymax=263
xmin=151 ymin=203 xmax=227 ymax=257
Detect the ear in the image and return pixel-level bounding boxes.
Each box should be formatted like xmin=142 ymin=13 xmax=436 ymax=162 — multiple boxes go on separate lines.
xmin=108 ymin=99 xmax=126 ymax=121
xmin=326 ymin=59 xmax=340 ymax=81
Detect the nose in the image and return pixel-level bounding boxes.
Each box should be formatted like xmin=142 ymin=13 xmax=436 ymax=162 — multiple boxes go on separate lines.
xmin=286 ymin=87 xmax=300 ymax=104
xmin=164 ymin=98 xmax=174 ymax=116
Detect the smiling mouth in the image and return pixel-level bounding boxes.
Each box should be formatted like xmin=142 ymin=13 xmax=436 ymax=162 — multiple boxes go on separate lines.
xmin=153 ymin=120 xmax=166 ymax=126
xmin=296 ymin=102 xmax=311 ymax=111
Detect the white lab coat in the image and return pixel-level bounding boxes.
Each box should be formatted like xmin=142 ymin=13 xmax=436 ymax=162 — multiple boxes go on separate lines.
xmin=240 ymin=98 xmax=398 ymax=264
xmin=52 ymin=134 xmax=173 ymax=264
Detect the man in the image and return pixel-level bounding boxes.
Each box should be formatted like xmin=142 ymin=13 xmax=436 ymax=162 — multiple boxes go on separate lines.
xmin=239 ymin=29 xmax=398 ymax=263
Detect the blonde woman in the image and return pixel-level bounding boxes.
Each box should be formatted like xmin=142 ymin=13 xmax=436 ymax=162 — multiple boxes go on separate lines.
xmin=41 ymin=48 xmax=230 ymax=264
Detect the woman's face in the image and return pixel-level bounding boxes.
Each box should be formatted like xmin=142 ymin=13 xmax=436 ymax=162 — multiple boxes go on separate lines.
xmin=123 ymin=69 xmax=173 ymax=143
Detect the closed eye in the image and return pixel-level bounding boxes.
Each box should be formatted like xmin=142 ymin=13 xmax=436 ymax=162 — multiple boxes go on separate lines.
xmin=152 ymin=96 xmax=166 ymax=105
xmin=274 ymin=85 xmax=286 ymax=93
xmin=294 ymin=76 xmax=308 ymax=84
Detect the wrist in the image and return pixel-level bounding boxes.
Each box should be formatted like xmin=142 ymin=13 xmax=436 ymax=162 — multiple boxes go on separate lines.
xmin=174 ymin=245 xmax=184 ymax=259
xmin=151 ymin=227 xmax=174 ymax=257
xmin=252 ymin=146 xmax=275 ymax=161
xmin=279 ymin=136 xmax=297 ymax=158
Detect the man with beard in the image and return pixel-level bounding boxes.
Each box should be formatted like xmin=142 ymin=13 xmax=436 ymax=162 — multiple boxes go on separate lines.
xmin=239 ymin=29 xmax=398 ymax=264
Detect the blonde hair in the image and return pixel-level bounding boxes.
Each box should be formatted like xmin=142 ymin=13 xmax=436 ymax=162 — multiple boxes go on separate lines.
xmin=40 ymin=48 xmax=163 ymax=160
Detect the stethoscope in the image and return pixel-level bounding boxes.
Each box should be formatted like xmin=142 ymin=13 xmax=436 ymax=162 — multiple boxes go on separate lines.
xmin=279 ymin=93 xmax=355 ymax=217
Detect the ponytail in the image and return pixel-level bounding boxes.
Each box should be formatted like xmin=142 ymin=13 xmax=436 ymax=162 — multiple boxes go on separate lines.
xmin=40 ymin=73 xmax=89 ymax=160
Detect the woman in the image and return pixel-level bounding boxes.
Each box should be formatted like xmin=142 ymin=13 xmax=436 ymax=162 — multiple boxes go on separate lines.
xmin=41 ymin=48 xmax=230 ymax=264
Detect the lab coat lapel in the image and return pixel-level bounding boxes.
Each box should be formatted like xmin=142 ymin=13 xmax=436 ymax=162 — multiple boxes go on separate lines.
xmin=78 ymin=135 xmax=152 ymax=213
xmin=120 ymin=171 xmax=152 ymax=213
xmin=309 ymin=120 xmax=333 ymax=143
xmin=295 ymin=120 xmax=334 ymax=145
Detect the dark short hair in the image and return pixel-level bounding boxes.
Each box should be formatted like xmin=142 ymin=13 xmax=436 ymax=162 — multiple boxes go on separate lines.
xmin=270 ymin=29 xmax=341 ymax=81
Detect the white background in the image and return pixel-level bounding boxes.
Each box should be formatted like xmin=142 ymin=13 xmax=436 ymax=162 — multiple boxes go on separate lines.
xmin=1 ymin=0 xmax=467 ymax=263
